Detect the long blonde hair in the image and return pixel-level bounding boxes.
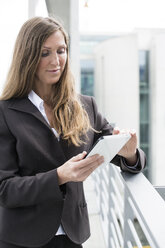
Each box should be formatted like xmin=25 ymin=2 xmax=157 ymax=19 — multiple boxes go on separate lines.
xmin=1 ymin=16 xmax=93 ymax=146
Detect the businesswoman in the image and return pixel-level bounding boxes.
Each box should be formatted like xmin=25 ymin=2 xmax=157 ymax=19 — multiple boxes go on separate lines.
xmin=0 ymin=16 xmax=145 ymax=248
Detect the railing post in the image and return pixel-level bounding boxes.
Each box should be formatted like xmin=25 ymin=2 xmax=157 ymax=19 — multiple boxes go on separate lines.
xmin=123 ymin=188 xmax=131 ymax=247
xmin=123 ymin=188 xmax=142 ymax=248
xmin=99 ymin=163 xmax=111 ymax=247
xmin=108 ymin=163 xmax=115 ymax=248
xmin=108 ymin=164 xmax=124 ymax=248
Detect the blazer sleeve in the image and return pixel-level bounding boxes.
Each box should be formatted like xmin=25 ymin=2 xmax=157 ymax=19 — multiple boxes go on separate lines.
xmin=0 ymin=105 xmax=63 ymax=208
xmin=90 ymin=96 xmax=146 ymax=173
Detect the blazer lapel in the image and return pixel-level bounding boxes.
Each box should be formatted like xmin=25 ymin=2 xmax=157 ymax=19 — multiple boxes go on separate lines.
xmin=8 ymin=97 xmax=67 ymax=163
xmin=8 ymin=97 xmax=51 ymax=130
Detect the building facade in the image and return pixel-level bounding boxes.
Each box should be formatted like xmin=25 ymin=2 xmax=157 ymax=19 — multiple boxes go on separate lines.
xmin=80 ymin=30 xmax=165 ymax=185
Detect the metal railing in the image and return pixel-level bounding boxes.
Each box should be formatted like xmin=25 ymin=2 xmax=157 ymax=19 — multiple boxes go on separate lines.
xmin=92 ymin=162 xmax=165 ymax=248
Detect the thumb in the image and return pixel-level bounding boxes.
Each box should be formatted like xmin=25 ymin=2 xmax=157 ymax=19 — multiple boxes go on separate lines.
xmin=70 ymin=151 xmax=87 ymax=162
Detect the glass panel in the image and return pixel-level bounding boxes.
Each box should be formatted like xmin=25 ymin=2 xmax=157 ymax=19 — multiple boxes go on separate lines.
xmin=140 ymin=123 xmax=149 ymax=143
xmin=140 ymin=94 xmax=149 ymax=123
xmin=81 ymin=69 xmax=94 ymax=96
xmin=139 ymin=50 xmax=149 ymax=87
xmin=139 ymin=50 xmax=150 ymax=179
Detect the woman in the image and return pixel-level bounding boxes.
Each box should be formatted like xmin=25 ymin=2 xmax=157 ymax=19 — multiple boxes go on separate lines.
xmin=0 ymin=16 xmax=145 ymax=248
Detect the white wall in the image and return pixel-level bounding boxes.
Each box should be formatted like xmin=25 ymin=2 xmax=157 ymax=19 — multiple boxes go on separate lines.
xmin=0 ymin=0 xmax=48 ymax=94
xmin=94 ymin=34 xmax=139 ymax=138
xmin=0 ymin=0 xmax=28 ymax=93
xmin=150 ymin=33 xmax=165 ymax=185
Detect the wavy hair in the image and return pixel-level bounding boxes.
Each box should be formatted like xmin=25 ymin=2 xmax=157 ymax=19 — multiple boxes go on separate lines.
xmin=1 ymin=16 xmax=93 ymax=146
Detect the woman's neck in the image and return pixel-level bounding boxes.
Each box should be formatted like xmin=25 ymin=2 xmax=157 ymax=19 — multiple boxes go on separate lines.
xmin=33 ymin=85 xmax=52 ymax=103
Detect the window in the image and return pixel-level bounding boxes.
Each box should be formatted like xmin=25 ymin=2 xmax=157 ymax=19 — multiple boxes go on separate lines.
xmin=80 ymin=59 xmax=94 ymax=96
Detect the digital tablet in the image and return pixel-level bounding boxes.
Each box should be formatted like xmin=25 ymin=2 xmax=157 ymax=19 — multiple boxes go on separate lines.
xmin=86 ymin=133 xmax=131 ymax=164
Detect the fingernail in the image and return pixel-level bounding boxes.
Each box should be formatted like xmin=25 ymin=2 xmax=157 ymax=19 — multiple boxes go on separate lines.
xmin=130 ymin=129 xmax=136 ymax=134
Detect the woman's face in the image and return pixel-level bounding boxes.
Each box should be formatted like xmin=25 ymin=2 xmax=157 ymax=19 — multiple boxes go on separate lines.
xmin=35 ymin=30 xmax=67 ymax=89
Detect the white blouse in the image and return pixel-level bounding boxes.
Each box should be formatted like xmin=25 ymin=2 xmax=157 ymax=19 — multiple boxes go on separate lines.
xmin=28 ymin=90 xmax=65 ymax=236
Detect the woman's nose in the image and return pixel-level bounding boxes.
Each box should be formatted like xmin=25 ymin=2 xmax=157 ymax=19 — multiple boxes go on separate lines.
xmin=50 ymin=53 xmax=59 ymax=66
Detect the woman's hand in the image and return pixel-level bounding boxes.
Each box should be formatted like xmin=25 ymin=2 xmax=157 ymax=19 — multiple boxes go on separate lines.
xmin=57 ymin=152 xmax=104 ymax=185
xmin=113 ymin=127 xmax=137 ymax=165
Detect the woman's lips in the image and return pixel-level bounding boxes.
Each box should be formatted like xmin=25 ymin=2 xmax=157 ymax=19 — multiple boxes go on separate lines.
xmin=47 ymin=68 xmax=60 ymax=73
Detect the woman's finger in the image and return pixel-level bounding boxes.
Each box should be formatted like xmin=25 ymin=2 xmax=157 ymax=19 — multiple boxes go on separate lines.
xmin=70 ymin=151 xmax=87 ymax=162
xmin=113 ymin=127 xmax=120 ymax=135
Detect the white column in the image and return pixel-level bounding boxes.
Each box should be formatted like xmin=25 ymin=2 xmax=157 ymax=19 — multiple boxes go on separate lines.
xmin=28 ymin=0 xmax=48 ymax=18
xmin=45 ymin=0 xmax=80 ymax=92
xmin=70 ymin=0 xmax=80 ymax=92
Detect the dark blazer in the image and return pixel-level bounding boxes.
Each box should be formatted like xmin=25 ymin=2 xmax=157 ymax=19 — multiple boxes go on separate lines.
xmin=0 ymin=95 xmax=146 ymax=247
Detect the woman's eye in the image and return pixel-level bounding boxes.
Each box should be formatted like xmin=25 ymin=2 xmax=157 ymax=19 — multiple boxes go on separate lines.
xmin=41 ymin=51 xmax=50 ymax=57
xmin=58 ymin=48 xmax=66 ymax=54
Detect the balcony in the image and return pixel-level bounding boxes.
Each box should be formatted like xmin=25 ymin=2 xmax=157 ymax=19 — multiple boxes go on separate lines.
xmin=84 ymin=162 xmax=165 ymax=248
